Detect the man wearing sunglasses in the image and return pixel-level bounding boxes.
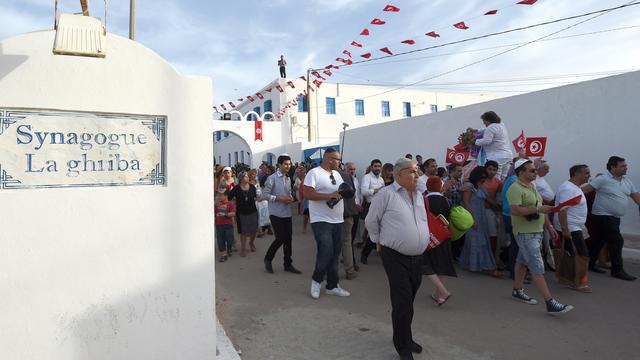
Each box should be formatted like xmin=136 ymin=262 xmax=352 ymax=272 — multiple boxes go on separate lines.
xmin=507 ymin=158 xmax=573 ymax=316
xmin=304 ymin=147 xmax=351 ymax=299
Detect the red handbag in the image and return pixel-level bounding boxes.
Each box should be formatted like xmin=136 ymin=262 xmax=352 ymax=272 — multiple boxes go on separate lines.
xmin=424 ymin=196 xmax=452 ymax=251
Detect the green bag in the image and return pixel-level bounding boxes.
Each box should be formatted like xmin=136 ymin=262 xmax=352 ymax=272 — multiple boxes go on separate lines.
xmin=449 ymin=205 xmax=473 ymax=241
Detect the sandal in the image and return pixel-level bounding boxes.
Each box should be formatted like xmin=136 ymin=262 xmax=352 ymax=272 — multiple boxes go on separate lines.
xmin=431 ymin=293 xmax=452 ymax=307
xmin=568 ymin=284 xmax=593 ymax=293
xmin=218 ymin=255 xmax=228 ymax=262
xmin=250 ymin=244 xmax=256 ymax=252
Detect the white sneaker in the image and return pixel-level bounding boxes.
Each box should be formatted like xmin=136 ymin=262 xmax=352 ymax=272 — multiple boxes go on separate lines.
xmin=310 ymin=280 xmax=321 ymax=299
xmin=326 ymin=285 xmax=350 ymax=297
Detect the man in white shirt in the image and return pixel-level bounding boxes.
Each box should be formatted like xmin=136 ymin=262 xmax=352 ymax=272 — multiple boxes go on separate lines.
xmin=534 ymin=159 xmax=555 ymax=204
xmin=360 ymin=159 xmax=385 ymax=264
xmin=365 ymin=158 xmax=428 ymax=360
xmin=417 ymin=158 xmax=437 ymax=195
xmin=553 ymin=164 xmax=592 ymax=292
xmin=304 ymin=148 xmax=351 ymax=299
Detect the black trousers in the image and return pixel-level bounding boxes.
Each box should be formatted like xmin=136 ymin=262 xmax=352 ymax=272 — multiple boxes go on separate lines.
xmin=380 ymin=246 xmax=423 ymax=356
xmin=265 ymin=215 xmax=293 ymax=267
xmin=279 ymin=66 xmax=286 ymax=78
xmin=589 ymin=215 xmax=624 ymax=273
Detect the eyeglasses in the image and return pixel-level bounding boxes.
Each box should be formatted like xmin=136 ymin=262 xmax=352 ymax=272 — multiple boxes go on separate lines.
xmin=528 ymin=169 xmax=537 ymax=174
xmin=332 ymin=157 xmax=342 ymax=162
xmin=329 ymin=174 xmax=336 ymax=185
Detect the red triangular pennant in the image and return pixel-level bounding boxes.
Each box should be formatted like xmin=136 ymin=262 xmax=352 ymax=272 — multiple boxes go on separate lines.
xmin=220 ymin=104 xmax=227 ymax=111
xmin=313 ymin=79 xmax=323 ymax=88
xmin=299 ymin=75 xmax=307 ymax=81
xmin=360 ymin=52 xmax=372 ymax=59
xmin=351 ymin=41 xmax=363 ymax=48
xmin=342 ymin=50 xmax=352 ymax=58
xmin=311 ymin=71 xmax=326 ymax=80
xmin=401 ymin=39 xmax=415 ymax=45
xmin=247 ymin=95 xmax=255 ymax=102
xmin=256 ymin=93 xmax=264 ymax=100
xmin=275 ymin=85 xmax=284 ymax=93
xmin=213 ymin=106 xmax=218 ymax=112
xmin=237 ymin=98 xmax=244 ymax=102
xmin=517 ymin=0 xmax=537 ymax=5
xmin=371 ymin=18 xmax=386 ymax=25
xmin=264 ymin=87 xmax=272 ymax=92
xmin=453 ymin=22 xmax=469 ymax=30
xmin=287 ymin=81 xmax=295 ymax=88
xmin=228 ymin=101 xmax=236 ymax=108
xmin=336 ymin=57 xmax=348 ymax=63
xmin=383 ymin=5 xmax=400 ymax=12
xmin=484 ymin=9 xmax=498 ymax=15
xmin=323 ymin=70 xmax=333 ymax=77
xmin=425 ymin=31 xmax=440 ymax=38
xmin=360 ymin=28 xmax=370 ymax=36
xmin=379 ymin=47 xmax=393 ymax=55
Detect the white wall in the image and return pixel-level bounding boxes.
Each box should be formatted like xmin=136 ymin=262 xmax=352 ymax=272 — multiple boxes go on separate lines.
xmin=0 ymin=31 xmax=216 ymax=359
xmin=214 ymin=132 xmax=252 ymax=166
xmin=344 ymin=71 xmax=640 ymax=235
xmin=212 ymin=118 xmax=283 ymax=168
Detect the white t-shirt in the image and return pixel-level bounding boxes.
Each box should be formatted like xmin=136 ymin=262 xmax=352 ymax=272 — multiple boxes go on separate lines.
xmin=534 ymin=176 xmax=555 ymax=202
xmin=474 ymin=122 xmax=513 ymax=161
xmin=303 ymin=167 xmax=344 ymax=224
xmin=417 ymin=175 xmax=428 ymax=195
xmin=553 ymin=180 xmax=587 ymax=232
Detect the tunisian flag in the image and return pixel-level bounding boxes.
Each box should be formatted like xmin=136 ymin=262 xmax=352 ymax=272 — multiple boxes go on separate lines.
xmin=525 ymin=137 xmax=547 ymax=157
xmin=512 ymin=131 xmax=526 ymax=153
xmin=446 ymin=148 xmax=469 ymax=165
xmin=255 ymin=121 xmax=263 ymax=141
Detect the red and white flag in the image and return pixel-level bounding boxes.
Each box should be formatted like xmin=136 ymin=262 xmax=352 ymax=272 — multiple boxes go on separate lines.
xmin=485 ymin=9 xmax=498 ymax=15
xmin=517 ymin=0 xmax=537 ymax=5
xmin=371 ymin=18 xmax=386 ymax=25
xmin=380 ymin=47 xmax=393 ymax=55
xmin=453 ymin=22 xmax=469 ymax=30
xmin=247 ymin=95 xmax=255 ymax=102
xmin=383 ymin=5 xmax=400 ymax=12
xmin=448 ymin=148 xmax=470 ymax=165
xmin=312 ymin=71 xmax=326 ymax=80
xmin=237 ymin=98 xmax=244 ymax=102
xmin=342 ymin=50 xmax=352 ymax=58
xmin=360 ymin=28 xmax=370 ymax=36
xmin=228 ymin=101 xmax=236 ymax=108
xmin=256 ymin=92 xmax=264 ymax=100
xmin=426 ymin=31 xmax=440 ymax=38
xmin=254 ymin=121 xmax=263 ymax=141
xmin=299 ymin=75 xmax=307 ymax=81
xmin=351 ymin=41 xmax=363 ymax=47
xmin=287 ymin=81 xmax=295 ymax=88
xmin=323 ymin=70 xmax=333 ymax=77
xmin=265 ymin=87 xmax=273 ymax=92
xmin=213 ymin=106 xmax=218 ymax=112
xmin=360 ymin=52 xmax=372 ymax=59
xmin=313 ymin=79 xmax=323 ymax=88
xmin=401 ymin=39 xmax=415 ymax=45
xmin=276 ymin=84 xmax=284 ymax=93
xmin=512 ymin=131 xmax=526 ymax=153
xmin=525 ymin=137 xmax=547 ymax=157
xmin=336 ymin=57 xmax=349 ymax=63
xmin=220 ymin=104 xmax=227 ymax=111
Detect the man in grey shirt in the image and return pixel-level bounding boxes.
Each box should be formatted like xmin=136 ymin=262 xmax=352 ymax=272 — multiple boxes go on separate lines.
xmin=263 ymin=154 xmax=302 ymax=274
xmin=583 ymin=156 xmax=640 ymax=281
xmin=365 ymin=158 xmax=429 ymax=360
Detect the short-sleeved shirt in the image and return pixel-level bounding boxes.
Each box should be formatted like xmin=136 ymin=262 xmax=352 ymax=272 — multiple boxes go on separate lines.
xmin=507 ymin=180 xmax=544 ymax=234
xmin=553 ymin=180 xmax=587 ymax=232
xmin=482 ymin=176 xmax=503 ymax=208
xmin=534 ymin=176 xmax=555 ymax=202
xmin=304 ymin=167 xmax=344 ymax=224
xmin=215 ymin=201 xmax=236 ymax=225
xmin=591 ymin=171 xmax=638 ymax=217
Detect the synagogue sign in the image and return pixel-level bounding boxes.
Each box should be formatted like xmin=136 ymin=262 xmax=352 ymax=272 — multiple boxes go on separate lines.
xmin=0 ymin=109 xmax=166 ymax=189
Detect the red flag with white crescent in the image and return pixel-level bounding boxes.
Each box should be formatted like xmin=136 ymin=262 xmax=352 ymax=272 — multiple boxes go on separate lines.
xmin=256 ymin=92 xmax=264 ymax=100
xmin=343 ymin=50 xmax=352 ymax=58
xmin=446 ymin=148 xmax=456 ymax=164
xmin=323 ymin=70 xmax=332 ymax=77
xmin=401 ymin=39 xmax=415 ymax=45
xmin=512 ymin=131 xmax=526 ymax=153
xmin=360 ymin=53 xmax=372 ymax=59
xmin=255 ymin=121 xmax=263 ymax=141
xmin=485 ymin=9 xmax=498 ymax=15
xmin=312 ymin=71 xmax=326 ymax=80
xmin=360 ymin=28 xmax=370 ymax=36
xmin=247 ymin=95 xmax=255 ymax=102
xmin=351 ymin=41 xmax=363 ymax=47
xmin=525 ymin=137 xmax=547 ymax=157
xmin=383 ymin=5 xmax=400 ymax=12
xmin=313 ymin=79 xmax=323 ymax=88
xmin=517 ymin=0 xmax=537 ymax=5
xmin=426 ymin=31 xmax=440 ymax=38
xmin=371 ymin=18 xmax=386 ymax=25
xmin=453 ymin=22 xmax=469 ymax=30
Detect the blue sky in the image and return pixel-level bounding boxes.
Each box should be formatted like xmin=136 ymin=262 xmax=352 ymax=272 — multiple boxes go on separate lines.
xmin=2 ymin=1 xmax=639 ymax=105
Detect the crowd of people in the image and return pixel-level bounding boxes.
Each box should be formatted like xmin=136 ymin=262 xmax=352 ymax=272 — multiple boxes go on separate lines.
xmin=214 ymin=110 xmax=640 ymax=360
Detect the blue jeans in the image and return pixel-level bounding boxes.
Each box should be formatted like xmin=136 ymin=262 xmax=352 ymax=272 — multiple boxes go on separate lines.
xmin=515 ymin=232 xmax=545 ymax=275
xmin=311 ymin=221 xmax=344 ymax=289
xmin=216 ymin=224 xmax=234 ymax=253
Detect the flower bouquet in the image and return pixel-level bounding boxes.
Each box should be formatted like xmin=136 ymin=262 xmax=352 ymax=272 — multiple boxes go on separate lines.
xmin=456 ymin=128 xmax=484 ymax=158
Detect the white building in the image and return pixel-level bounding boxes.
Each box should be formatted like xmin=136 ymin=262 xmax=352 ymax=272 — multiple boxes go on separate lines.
xmin=214 ymin=78 xmax=496 ymax=165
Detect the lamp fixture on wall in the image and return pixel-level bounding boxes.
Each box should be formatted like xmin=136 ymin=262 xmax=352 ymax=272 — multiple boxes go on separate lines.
xmin=53 ymin=0 xmax=107 ymax=58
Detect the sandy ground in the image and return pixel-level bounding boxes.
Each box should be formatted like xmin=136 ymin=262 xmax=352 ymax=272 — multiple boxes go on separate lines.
xmin=216 ymin=212 xmax=640 ymax=360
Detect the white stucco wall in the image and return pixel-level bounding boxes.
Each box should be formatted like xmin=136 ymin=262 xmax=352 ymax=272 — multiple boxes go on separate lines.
xmin=212 ymin=120 xmax=284 ymax=168
xmin=0 ymin=31 xmax=216 ymax=359
xmin=344 ymin=71 xmax=640 ymax=235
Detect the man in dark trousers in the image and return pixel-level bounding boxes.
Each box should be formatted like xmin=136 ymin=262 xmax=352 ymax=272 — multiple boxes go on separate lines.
xmin=365 ymin=158 xmax=428 ymax=360
xmin=263 ymin=154 xmax=302 ymax=274
xmin=339 ymin=162 xmax=360 ymax=279
xmin=278 ymin=55 xmax=287 ymax=78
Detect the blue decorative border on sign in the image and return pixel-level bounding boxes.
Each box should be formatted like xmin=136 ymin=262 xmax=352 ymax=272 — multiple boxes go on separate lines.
xmin=0 ymin=108 xmax=167 ymax=190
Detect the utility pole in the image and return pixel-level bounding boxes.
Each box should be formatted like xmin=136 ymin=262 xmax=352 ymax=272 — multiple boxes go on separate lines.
xmin=129 ymin=0 xmax=136 ymax=40
xmin=306 ymin=68 xmax=312 ymax=143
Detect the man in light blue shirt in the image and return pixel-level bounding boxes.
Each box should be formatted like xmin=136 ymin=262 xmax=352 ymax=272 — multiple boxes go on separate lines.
xmin=583 ymin=156 xmax=640 ymax=281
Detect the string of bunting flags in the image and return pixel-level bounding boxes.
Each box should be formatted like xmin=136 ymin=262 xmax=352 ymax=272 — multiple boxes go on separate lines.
xmin=213 ymin=1 xmax=540 ymax=120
